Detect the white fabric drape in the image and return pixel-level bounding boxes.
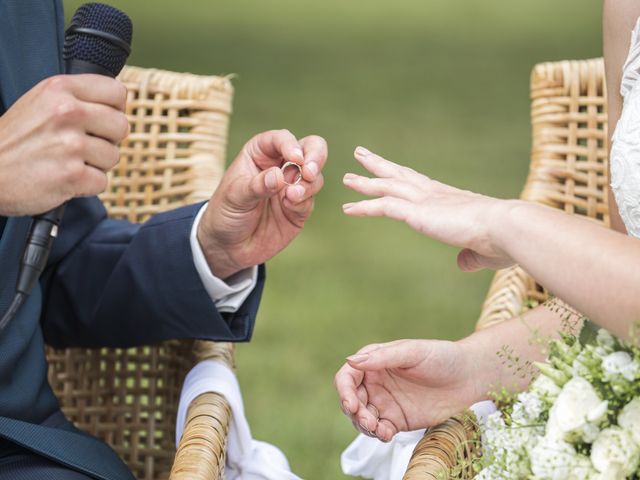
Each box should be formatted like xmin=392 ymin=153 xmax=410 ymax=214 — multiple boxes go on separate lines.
xmin=176 ymin=360 xmax=301 ymax=480
xmin=341 ymin=400 xmax=497 ymax=479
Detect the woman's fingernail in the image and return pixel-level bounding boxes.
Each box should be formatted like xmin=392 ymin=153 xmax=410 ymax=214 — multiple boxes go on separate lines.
xmin=343 ymin=203 xmax=355 ymax=210
xmin=355 ymin=146 xmax=371 ymax=157
xmin=342 ymin=401 xmax=351 ymax=415
xmin=265 ymin=170 xmax=278 ymax=190
xmin=359 ymin=421 xmax=376 ymax=437
xmin=347 ymin=353 xmax=369 ymax=363
xmin=343 ymin=173 xmax=356 ymax=181
xmin=294 ymin=147 xmax=304 ymax=159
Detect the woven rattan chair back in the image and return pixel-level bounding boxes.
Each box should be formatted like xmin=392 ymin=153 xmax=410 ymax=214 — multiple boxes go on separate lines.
xmin=45 ymin=66 xmax=234 ymax=480
xmin=476 ymin=58 xmax=609 ymax=332
xmin=403 ymin=58 xmax=609 ymax=479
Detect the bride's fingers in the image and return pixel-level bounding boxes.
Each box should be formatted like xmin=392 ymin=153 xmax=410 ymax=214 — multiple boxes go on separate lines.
xmin=354 ymin=146 xmax=402 ymax=178
xmin=356 ymin=384 xmax=369 ymax=405
xmin=343 ymin=197 xmax=412 ymax=223
xmin=457 ymin=248 xmax=487 ymax=272
xmin=357 ymin=406 xmax=379 ymax=435
xmin=353 ymin=419 xmax=376 ymax=438
xmin=355 ymin=385 xmax=381 ymax=433
xmin=457 ymin=248 xmax=513 ymax=271
xmin=354 ymin=146 xmax=430 ymax=185
xmin=343 ymin=173 xmax=421 ymax=202
xmin=376 ymin=418 xmax=399 ymax=443
xmin=335 ymin=364 xmax=364 ymax=415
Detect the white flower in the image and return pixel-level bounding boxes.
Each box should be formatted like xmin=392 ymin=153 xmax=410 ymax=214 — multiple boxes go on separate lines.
xmin=618 ymin=397 xmax=640 ymax=445
xmin=485 ymin=411 xmax=505 ymax=438
xmin=595 ymin=346 xmax=612 ymax=359
xmin=572 ymin=356 xmax=591 ymax=377
xmin=579 ymin=422 xmax=601 ymax=443
xmin=530 ymin=374 xmax=561 ymax=400
xmin=597 ymin=329 xmax=616 ymax=350
xmin=475 ymin=465 xmax=513 ymax=480
xmin=573 ymin=454 xmax=598 ymax=480
xmin=482 ymin=410 xmax=542 ymax=479
xmin=591 ymin=426 xmax=640 ymax=476
xmin=473 ymin=467 xmax=494 ymax=480
xmin=546 ymin=377 xmax=608 ymax=441
xmin=587 ymin=400 xmax=609 ymax=423
xmin=511 ymin=391 xmax=543 ymax=425
xmin=529 ymin=437 xmax=581 ymax=480
xmin=572 ymin=348 xmax=600 ymax=378
xmin=602 ymin=351 xmax=640 ymax=381
xmin=589 ymin=466 xmax=626 ymax=480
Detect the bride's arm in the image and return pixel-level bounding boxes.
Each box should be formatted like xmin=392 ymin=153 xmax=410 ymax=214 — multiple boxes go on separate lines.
xmin=343 ymin=4 xmax=640 ymax=339
xmin=604 ymin=0 xmax=638 ymax=234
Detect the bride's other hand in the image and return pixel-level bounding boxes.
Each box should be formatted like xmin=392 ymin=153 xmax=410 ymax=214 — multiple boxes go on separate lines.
xmin=334 ymin=339 xmax=483 ymax=442
xmin=343 ymin=146 xmax=516 ymax=272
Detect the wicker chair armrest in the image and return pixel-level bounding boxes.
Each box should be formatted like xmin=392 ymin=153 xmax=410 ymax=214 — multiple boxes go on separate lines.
xmin=476 ymin=265 xmax=542 ymax=331
xmin=169 ymin=341 xmax=236 ymax=480
xmin=169 ymin=391 xmax=231 ymax=480
xmin=403 ymin=415 xmax=479 ymax=480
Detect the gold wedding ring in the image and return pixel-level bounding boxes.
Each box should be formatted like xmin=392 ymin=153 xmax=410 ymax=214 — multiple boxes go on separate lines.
xmin=281 ymin=161 xmax=303 ymax=186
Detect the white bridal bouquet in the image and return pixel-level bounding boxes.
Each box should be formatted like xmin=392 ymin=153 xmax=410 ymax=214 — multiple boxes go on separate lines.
xmin=477 ymin=321 xmax=640 ymax=480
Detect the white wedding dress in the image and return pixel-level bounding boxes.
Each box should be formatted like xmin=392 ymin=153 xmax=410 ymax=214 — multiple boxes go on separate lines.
xmin=342 ymin=17 xmax=640 ymax=480
xmin=610 ymin=18 xmax=640 ymax=238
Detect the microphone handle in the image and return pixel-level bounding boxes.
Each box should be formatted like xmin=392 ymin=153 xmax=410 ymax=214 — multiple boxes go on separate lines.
xmin=18 ymin=204 xmax=66 ymax=295
xmin=1 ymin=203 xmax=66 ymax=332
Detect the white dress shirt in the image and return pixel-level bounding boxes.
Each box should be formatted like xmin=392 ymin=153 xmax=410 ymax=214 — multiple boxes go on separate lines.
xmin=190 ymin=204 xmax=258 ymax=313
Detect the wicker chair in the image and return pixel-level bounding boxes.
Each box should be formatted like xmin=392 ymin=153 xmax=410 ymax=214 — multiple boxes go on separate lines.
xmin=403 ymin=58 xmax=610 ymax=479
xmin=45 ymin=66 xmax=236 ymax=480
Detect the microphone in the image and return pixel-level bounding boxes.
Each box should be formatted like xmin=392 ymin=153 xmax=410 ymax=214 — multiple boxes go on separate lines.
xmin=0 ymin=3 xmax=133 ymax=332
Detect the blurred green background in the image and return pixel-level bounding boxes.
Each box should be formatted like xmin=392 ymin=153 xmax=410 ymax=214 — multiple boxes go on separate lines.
xmin=65 ymin=1 xmax=601 ymax=477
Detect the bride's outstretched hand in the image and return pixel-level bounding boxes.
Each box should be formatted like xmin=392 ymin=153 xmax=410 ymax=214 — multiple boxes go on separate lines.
xmin=335 ymin=339 xmax=483 ymax=442
xmin=343 ymin=147 xmax=515 ymax=271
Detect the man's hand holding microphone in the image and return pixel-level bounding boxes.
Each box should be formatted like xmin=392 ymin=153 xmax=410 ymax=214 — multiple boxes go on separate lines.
xmin=0 ymin=74 xmax=128 ymax=217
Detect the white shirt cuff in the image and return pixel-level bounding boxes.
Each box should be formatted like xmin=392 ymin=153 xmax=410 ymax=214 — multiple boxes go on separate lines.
xmin=190 ymin=204 xmax=258 ymax=313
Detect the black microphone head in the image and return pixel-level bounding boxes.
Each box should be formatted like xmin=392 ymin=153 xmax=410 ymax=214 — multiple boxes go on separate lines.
xmin=64 ymin=3 xmax=133 ymax=77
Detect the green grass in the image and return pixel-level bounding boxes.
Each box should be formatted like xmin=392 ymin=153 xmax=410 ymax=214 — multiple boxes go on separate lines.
xmin=65 ymin=1 xmax=602 ymax=477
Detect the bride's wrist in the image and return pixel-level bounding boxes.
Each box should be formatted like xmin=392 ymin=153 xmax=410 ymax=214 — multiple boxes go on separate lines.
xmin=457 ymin=334 xmax=497 ymax=403
xmin=487 ymin=199 xmax=533 ymax=260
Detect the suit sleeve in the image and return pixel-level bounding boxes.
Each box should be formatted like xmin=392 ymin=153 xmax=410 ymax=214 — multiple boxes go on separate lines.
xmin=39 ymin=196 xmax=264 ymax=348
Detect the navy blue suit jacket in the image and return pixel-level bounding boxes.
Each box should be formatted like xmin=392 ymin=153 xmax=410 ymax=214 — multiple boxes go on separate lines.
xmin=0 ymin=1 xmax=264 ymax=478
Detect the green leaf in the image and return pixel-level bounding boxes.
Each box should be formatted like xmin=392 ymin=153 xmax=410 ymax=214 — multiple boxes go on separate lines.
xmin=579 ymin=320 xmax=600 ymax=347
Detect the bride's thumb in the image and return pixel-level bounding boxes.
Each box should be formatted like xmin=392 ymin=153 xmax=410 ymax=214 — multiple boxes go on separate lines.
xmin=346 ymin=344 xmax=418 ymax=371
xmin=457 ymin=248 xmax=486 ymax=272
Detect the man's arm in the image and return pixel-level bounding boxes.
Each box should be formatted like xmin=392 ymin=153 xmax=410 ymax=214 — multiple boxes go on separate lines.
xmin=41 ymin=129 xmax=327 ymax=349
xmin=41 ymin=197 xmax=265 ymax=348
